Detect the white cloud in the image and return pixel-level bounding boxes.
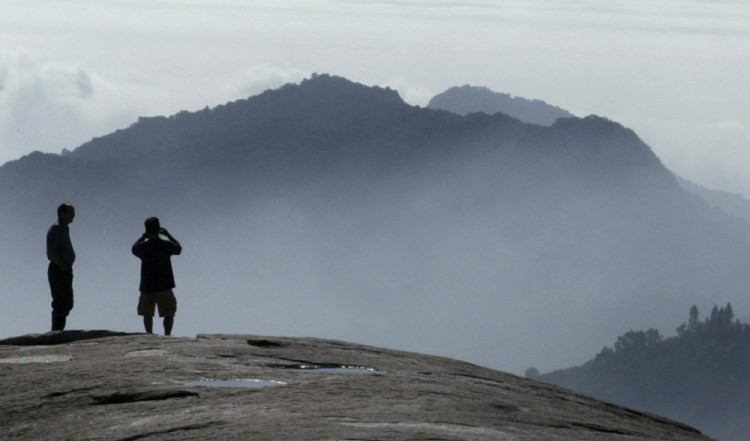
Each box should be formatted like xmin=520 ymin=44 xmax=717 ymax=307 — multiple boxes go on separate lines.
xmin=382 ymin=77 xmax=435 ymax=107
xmin=0 ymin=50 xmax=313 ymax=165
xmin=0 ymin=51 xmax=159 ymax=164
xmin=217 ymin=65 xmax=308 ymax=103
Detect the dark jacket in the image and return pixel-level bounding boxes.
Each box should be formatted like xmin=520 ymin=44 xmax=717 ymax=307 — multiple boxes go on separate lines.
xmin=132 ymin=238 xmax=181 ymax=293
xmin=47 ymin=223 xmax=75 ymax=267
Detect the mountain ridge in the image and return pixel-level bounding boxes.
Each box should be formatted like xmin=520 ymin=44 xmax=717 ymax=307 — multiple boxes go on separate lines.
xmin=677 ymin=176 xmax=750 ymax=222
xmin=1 ymin=74 xmax=675 ymax=217
xmin=56 ymin=75 xmax=654 ymax=175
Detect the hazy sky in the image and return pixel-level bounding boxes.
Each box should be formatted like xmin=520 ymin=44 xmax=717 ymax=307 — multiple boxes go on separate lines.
xmin=2 ymin=0 xmax=749 ymax=196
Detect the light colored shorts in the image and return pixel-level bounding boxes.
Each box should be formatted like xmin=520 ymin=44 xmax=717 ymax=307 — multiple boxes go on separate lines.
xmin=137 ymin=290 xmax=177 ymax=318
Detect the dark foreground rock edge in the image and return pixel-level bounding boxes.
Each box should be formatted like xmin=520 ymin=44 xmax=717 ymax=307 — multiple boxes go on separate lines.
xmin=0 ymin=329 xmax=138 ymax=345
xmin=0 ymin=331 xmax=714 ymax=440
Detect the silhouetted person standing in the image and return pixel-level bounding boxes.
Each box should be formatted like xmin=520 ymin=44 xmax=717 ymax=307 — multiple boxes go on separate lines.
xmin=132 ymin=217 xmax=182 ymax=336
xmin=47 ymin=203 xmax=76 ymax=331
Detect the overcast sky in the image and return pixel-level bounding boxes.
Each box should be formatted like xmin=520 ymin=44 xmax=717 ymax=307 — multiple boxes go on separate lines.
xmin=1 ymin=0 xmax=749 ymax=196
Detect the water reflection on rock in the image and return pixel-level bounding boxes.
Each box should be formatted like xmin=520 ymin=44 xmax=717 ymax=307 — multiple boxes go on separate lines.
xmin=187 ymin=379 xmax=286 ymax=389
xmin=0 ymin=354 xmax=72 ymax=364
xmin=275 ymin=364 xmax=382 ymax=375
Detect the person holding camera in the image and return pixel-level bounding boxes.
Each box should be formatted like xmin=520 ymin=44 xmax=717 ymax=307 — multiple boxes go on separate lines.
xmin=131 ymin=217 xmax=182 ymax=336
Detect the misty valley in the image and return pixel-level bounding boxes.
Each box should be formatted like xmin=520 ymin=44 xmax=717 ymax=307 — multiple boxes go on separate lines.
xmin=2 ymin=74 xmax=750 ymax=440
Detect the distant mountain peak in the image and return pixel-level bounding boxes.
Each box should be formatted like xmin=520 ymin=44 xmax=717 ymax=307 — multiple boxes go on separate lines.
xmin=40 ymin=74 xmax=663 ymax=183
xmin=428 ymin=85 xmax=574 ymax=125
xmin=304 ymin=73 xmax=402 ymax=100
xmin=251 ymin=73 xmax=406 ymax=110
xmin=67 ymin=74 xmax=411 ymax=162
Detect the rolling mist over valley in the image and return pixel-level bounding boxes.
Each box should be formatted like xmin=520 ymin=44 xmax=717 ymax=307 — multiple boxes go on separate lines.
xmin=2 ymin=74 xmax=749 ymax=375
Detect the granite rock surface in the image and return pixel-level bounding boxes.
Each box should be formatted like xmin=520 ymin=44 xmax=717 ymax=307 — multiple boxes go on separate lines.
xmin=0 ymin=331 xmax=713 ymax=440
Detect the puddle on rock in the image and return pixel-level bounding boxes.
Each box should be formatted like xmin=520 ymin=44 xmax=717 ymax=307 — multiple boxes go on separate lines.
xmin=0 ymin=354 xmax=72 ymax=364
xmin=125 ymin=349 xmax=167 ymax=358
xmin=277 ymin=364 xmax=382 ymax=375
xmin=187 ymin=379 xmax=286 ymax=389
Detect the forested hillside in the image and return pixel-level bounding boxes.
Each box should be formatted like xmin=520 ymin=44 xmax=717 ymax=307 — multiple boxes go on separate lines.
xmin=537 ymin=304 xmax=750 ymax=440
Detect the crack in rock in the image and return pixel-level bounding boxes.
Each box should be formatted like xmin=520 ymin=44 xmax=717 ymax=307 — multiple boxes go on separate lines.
xmin=247 ymin=339 xmax=286 ymax=348
xmin=115 ymin=421 xmax=224 ymax=441
xmin=47 ymin=387 xmax=96 ymax=398
xmin=91 ymin=389 xmax=199 ymax=405
xmin=568 ymin=421 xmax=638 ymax=435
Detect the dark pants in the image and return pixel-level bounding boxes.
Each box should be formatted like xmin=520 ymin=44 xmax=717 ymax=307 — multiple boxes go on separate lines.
xmin=48 ymin=263 xmax=74 ymax=331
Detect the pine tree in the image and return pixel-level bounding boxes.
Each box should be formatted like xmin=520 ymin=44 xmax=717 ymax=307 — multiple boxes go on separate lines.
xmin=688 ymin=305 xmax=700 ymax=329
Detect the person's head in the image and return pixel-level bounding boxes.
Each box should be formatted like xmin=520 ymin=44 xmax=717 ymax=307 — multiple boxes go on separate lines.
xmin=144 ymin=217 xmax=161 ymax=237
xmin=57 ymin=203 xmax=75 ymax=225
